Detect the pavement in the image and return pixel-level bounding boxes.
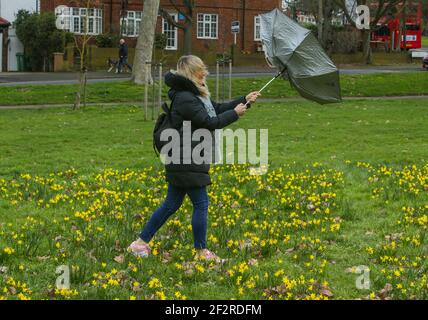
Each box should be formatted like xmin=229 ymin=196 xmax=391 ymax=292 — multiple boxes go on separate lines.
xmin=0 ymin=65 xmax=425 ymax=87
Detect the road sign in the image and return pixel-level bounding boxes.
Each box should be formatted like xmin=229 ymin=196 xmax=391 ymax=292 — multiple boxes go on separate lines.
xmin=231 ymin=21 xmax=240 ymax=33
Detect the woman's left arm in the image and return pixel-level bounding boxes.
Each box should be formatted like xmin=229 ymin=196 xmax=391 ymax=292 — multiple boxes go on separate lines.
xmin=211 ymin=96 xmax=247 ymax=114
xmin=211 ymin=91 xmax=260 ymax=114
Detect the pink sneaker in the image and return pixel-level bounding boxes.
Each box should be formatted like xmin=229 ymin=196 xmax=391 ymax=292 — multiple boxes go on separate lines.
xmin=127 ymin=240 xmax=151 ymax=258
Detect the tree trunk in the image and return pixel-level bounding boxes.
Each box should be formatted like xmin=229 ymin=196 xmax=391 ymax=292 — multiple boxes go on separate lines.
xmin=321 ymin=1 xmax=333 ymax=55
xmin=132 ymin=0 xmax=160 ymax=84
xmin=183 ymin=22 xmax=192 ymax=55
xmin=83 ymin=69 xmax=87 ymax=108
xmin=323 ymin=21 xmax=333 ymax=55
xmin=402 ymin=1 xmax=407 ymax=51
xmin=74 ymin=70 xmax=86 ymax=110
xmin=362 ymin=29 xmax=372 ymax=64
xmin=318 ymin=0 xmax=323 ymax=44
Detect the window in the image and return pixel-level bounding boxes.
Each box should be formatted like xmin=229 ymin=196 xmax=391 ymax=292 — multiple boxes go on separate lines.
xmin=55 ymin=6 xmax=102 ymax=35
xmin=197 ymin=13 xmax=218 ymax=39
xmin=162 ymin=14 xmax=178 ymax=50
xmin=406 ymin=24 xmax=420 ymax=31
xmin=374 ymin=25 xmax=389 ymax=37
xmin=254 ymin=15 xmax=261 ymax=41
xmin=121 ymin=11 xmax=143 ymax=37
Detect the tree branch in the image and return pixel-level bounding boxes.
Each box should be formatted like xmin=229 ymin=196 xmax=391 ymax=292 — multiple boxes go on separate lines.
xmin=159 ymin=7 xmax=186 ymax=29
xmin=372 ymin=0 xmax=401 ymax=26
xmin=333 ymin=0 xmax=357 ymax=27
xmin=183 ymin=0 xmax=195 ymax=17
xmin=169 ymin=0 xmax=192 ymax=21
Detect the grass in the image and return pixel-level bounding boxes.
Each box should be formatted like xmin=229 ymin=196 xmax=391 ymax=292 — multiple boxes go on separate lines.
xmin=1 ymin=72 xmax=428 ymax=106
xmin=422 ymin=36 xmax=428 ymax=47
xmin=0 ymin=98 xmax=427 ymax=300
xmin=0 ymin=99 xmax=426 ymax=176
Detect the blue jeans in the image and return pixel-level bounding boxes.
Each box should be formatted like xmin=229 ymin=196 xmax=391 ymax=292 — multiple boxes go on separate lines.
xmin=118 ymin=56 xmax=132 ymax=73
xmin=139 ymin=184 xmax=209 ymax=249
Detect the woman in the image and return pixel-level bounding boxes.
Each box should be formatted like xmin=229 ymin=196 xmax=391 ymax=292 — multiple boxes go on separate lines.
xmin=128 ymin=55 xmax=260 ymax=261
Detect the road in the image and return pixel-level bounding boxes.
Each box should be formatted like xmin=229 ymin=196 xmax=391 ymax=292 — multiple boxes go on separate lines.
xmin=0 ymin=65 xmax=425 ymax=87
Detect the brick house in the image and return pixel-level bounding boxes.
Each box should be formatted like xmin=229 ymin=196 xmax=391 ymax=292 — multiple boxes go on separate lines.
xmin=40 ymin=0 xmax=281 ymax=54
xmin=0 ymin=17 xmax=11 ymax=72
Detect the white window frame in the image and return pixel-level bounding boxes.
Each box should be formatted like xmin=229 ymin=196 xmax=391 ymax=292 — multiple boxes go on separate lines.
xmin=121 ymin=11 xmax=143 ymax=37
xmin=197 ymin=13 xmax=218 ymax=39
xmin=55 ymin=6 xmax=102 ymax=35
xmin=162 ymin=13 xmax=178 ymax=50
xmin=254 ymin=15 xmax=261 ymax=41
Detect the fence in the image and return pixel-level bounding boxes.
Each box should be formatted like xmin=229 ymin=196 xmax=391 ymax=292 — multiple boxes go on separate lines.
xmin=141 ymin=57 xmax=235 ymax=121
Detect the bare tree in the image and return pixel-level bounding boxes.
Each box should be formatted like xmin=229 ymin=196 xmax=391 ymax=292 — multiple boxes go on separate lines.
xmin=159 ymin=0 xmax=196 ymax=55
xmin=282 ymin=0 xmax=300 ymax=20
xmin=400 ymin=0 xmax=407 ymax=51
xmin=299 ymin=0 xmax=339 ymax=53
xmin=72 ymin=0 xmax=101 ymax=110
xmin=318 ymin=0 xmax=324 ymax=43
xmin=132 ymin=0 xmax=161 ymax=84
xmin=283 ymin=1 xmax=340 ymax=53
xmin=333 ymin=0 xmax=401 ymax=64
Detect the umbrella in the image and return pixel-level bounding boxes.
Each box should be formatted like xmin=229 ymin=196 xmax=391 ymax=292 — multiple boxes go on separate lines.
xmin=252 ymin=8 xmax=341 ymax=105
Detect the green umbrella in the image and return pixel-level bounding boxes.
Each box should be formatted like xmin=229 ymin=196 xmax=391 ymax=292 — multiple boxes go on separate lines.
xmin=256 ymin=8 xmax=342 ymax=105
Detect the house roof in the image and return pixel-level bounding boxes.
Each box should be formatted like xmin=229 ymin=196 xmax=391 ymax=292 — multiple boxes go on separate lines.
xmin=0 ymin=17 xmax=11 ymax=27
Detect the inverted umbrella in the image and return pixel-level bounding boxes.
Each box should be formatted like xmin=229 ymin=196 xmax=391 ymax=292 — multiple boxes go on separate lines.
xmin=252 ymin=8 xmax=341 ymax=105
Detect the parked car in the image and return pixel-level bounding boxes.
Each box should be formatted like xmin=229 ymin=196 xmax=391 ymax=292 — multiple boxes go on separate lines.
xmin=423 ymin=55 xmax=428 ymax=70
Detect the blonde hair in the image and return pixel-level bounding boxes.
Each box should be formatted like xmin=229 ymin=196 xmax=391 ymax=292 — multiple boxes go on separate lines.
xmin=176 ymin=55 xmax=210 ymax=97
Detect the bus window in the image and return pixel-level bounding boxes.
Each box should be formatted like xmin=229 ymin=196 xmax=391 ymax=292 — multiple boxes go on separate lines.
xmin=406 ymin=24 xmax=420 ymax=31
xmin=374 ymin=25 xmax=390 ymax=36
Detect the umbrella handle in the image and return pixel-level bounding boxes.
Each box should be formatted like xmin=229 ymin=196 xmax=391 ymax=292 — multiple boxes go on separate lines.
xmin=244 ymin=67 xmax=287 ymax=108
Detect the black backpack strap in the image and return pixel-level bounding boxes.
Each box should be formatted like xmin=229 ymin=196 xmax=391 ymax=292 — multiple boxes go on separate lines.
xmin=153 ymin=139 xmax=159 ymax=157
xmin=153 ymin=96 xmax=176 ymax=157
xmin=161 ymin=102 xmax=170 ymax=114
xmin=166 ymin=95 xmax=176 ymax=116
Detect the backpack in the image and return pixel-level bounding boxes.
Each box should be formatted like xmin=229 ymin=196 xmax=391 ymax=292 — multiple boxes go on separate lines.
xmin=153 ymin=99 xmax=175 ymax=156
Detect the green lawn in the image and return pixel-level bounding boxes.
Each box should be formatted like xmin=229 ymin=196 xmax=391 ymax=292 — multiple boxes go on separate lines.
xmin=422 ymin=36 xmax=428 ymax=47
xmin=0 ymin=99 xmax=427 ymax=300
xmin=1 ymin=72 xmax=428 ymax=106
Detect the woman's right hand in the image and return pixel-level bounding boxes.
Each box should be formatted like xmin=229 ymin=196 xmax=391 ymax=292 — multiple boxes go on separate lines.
xmin=234 ymin=103 xmax=247 ymax=117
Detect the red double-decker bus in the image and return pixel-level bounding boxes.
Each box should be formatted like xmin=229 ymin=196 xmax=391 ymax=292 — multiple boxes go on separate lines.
xmin=371 ymin=0 xmax=422 ymax=50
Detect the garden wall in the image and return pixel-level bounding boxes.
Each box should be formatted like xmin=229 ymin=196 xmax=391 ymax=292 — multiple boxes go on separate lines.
xmin=59 ymin=45 xmax=411 ymax=72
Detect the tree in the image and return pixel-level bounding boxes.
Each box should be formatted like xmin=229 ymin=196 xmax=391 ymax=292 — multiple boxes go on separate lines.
xmin=15 ymin=10 xmax=71 ymax=71
xmin=70 ymin=0 xmax=101 ymax=110
xmin=132 ymin=0 xmax=161 ymax=85
xmin=333 ymin=0 xmax=401 ymax=64
xmin=298 ymin=0 xmax=340 ymax=53
xmin=283 ymin=1 xmax=342 ymax=53
xmin=159 ymin=0 xmax=196 ymax=55
xmin=422 ymin=0 xmax=428 ymax=33
xmin=282 ymin=0 xmax=300 ymax=20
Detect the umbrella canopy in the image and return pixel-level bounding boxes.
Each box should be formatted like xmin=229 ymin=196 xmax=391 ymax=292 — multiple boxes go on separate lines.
xmin=260 ymin=9 xmax=342 ymax=104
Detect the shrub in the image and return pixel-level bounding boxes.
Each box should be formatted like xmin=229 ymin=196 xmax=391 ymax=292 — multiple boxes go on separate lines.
xmin=331 ymin=31 xmax=360 ymax=54
xmin=95 ymin=33 xmax=120 ymax=48
xmin=15 ymin=10 xmax=72 ymax=71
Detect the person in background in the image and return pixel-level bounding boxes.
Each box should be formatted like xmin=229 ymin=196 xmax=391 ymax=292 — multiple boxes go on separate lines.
xmin=117 ymin=39 xmax=132 ymax=74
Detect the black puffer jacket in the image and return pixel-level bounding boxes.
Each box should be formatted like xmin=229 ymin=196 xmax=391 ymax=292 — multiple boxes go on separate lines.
xmin=164 ymin=71 xmax=247 ymax=188
xmin=119 ymin=44 xmax=128 ymax=58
